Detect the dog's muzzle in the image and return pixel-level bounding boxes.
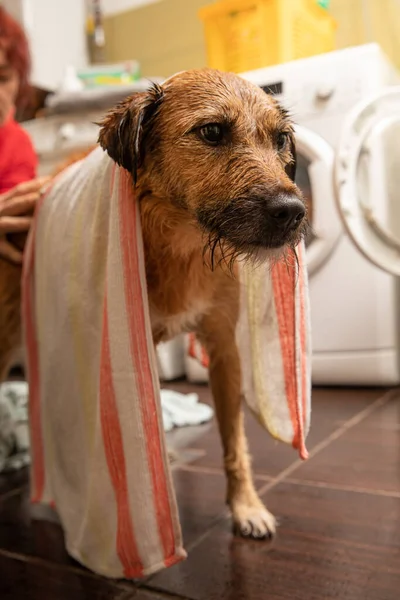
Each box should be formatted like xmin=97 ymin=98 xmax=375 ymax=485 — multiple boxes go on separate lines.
xmin=197 ymin=191 xmax=307 ymax=252
xmin=256 ymin=192 xmax=306 ymax=248
xmin=265 ymin=194 xmax=305 ymax=234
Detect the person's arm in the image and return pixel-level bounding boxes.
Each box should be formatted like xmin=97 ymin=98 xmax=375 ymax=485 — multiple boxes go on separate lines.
xmin=0 ymin=177 xmax=50 ymax=263
xmin=0 ymin=121 xmax=38 ymax=194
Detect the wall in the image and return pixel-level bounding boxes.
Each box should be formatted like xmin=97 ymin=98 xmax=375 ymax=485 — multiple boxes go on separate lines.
xmin=2 ymin=0 xmax=26 ymax=21
xmin=103 ymin=0 xmax=207 ymax=77
xmin=103 ymin=0 xmax=400 ymax=77
xmin=102 ymin=0 xmax=162 ymax=16
xmin=330 ymin=0 xmax=400 ymax=69
xmin=2 ymin=0 xmax=88 ymax=90
xmin=6 ymin=0 xmax=396 ymax=90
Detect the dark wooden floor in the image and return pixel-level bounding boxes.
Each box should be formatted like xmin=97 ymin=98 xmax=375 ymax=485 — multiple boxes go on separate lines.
xmin=1 ymin=382 xmax=400 ymax=599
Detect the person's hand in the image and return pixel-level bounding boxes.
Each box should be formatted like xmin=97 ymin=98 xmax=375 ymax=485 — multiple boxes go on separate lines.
xmin=0 ymin=177 xmax=51 ymax=263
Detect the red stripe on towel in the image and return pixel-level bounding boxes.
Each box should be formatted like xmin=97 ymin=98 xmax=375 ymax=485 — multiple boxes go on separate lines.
xmin=188 ymin=333 xmax=197 ymax=360
xmin=22 ymin=234 xmax=45 ymax=502
xmin=100 ymin=295 xmax=143 ymax=578
xmin=21 ymin=186 xmax=53 ymax=503
xmin=119 ymin=170 xmax=176 ymax=565
xmin=188 ymin=333 xmax=210 ymax=369
xmin=297 ymin=244 xmax=309 ymax=459
xmin=200 ymin=344 xmax=210 ymax=369
xmin=271 ymin=250 xmax=303 ymax=454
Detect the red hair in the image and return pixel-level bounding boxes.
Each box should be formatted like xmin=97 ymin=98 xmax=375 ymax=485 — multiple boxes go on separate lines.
xmin=0 ymin=7 xmax=31 ymax=111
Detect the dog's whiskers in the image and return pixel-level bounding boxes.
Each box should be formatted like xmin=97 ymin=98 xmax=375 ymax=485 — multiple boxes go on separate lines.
xmin=210 ymin=236 xmax=220 ymax=271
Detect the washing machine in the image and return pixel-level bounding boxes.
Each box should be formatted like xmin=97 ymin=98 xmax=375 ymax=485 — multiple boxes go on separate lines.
xmin=185 ymin=44 xmax=400 ymax=386
xmin=240 ymin=43 xmax=400 ymax=385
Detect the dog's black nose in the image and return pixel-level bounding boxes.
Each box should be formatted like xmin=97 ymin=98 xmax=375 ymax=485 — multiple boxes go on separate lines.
xmin=267 ymin=195 xmax=305 ymax=231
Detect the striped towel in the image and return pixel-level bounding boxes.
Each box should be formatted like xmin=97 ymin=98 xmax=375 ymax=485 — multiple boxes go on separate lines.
xmin=21 ymin=145 xmax=311 ymax=579
xmin=188 ymin=246 xmax=311 ymax=460
xmin=237 ymin=246 xmax=311 ymax=460
xmin=22 ymin=147 xmax=186 ymax=579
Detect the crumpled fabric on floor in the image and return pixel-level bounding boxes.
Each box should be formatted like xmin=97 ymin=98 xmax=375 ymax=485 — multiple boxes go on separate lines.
xmin=0 ymin=381 xmax=30 ymax=473
xmin=0 ymin=382 xmax=213 ymax=471
xmin=160 ymin=389 xmax=214 ymax=432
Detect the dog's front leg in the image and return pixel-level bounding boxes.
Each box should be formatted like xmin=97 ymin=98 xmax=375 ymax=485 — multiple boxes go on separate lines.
xmin=197 ymin=303 xmax=276 ymax=540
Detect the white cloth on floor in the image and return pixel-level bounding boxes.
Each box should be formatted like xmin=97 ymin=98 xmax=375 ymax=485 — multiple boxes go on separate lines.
xmin=160 ymin=389 xmax=214 ymax=432
xmin=0 ymin=382 xmax=30 ymax=472
xmin=0 ymin=382 xmax=213 ymax=474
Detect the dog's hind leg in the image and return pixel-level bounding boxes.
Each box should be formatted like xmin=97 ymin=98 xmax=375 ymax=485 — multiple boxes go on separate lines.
xmin=0 ymin=261 xmax=23 ymax=383
xmin=197 ymin=278 xmax=276 ymax=540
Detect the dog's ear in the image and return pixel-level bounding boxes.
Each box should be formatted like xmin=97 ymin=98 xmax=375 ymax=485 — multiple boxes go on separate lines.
xmin=98 ymin=83 xmax=164 ymax=185
xmin=285 ymin=133 xmax=297 ymax=183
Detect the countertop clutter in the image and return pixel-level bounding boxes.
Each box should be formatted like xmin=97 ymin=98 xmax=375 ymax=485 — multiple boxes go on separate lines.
xmin=44 ymin=78 xmax=163 ymax=116
xmin=20 ymin=78 xmax=163 ymax=176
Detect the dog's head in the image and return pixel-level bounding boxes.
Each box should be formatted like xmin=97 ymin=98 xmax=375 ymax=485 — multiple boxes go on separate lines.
xmin=98 ymin=68 xmax=307 ymax=261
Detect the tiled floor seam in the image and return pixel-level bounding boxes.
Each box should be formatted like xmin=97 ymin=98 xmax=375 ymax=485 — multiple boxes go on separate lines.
xmin=175 ymin=463 xmax=276 ymax=484
xmin=284 ymin=477 xmax=400 ymax=498
xmin=172 ymin=389 xmax=398 ymax=484
xmin=257 ymin=388 xmax=396 ymax=497
xmin=267 ymin=527 xmax=400 ymax=558
xmin=173 ymin=464 xmax=225 ymax=476
xmin=140 ymin=584 xmax=194 ymax=600
xmin=0 ymin=548 xmax=193 ymax=597
xmin=0 ymin=485 xmax=28 ymax=503
xmin=181 ymin=389 xmax=396 ymax=554
xmin=0 ymin=548 xmax=121 ymax=582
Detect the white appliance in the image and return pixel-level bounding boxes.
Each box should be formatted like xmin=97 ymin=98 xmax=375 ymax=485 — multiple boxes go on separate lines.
xmin=186 ymin=44 xmax=400 ymax=386
xmin=240 ymin=43 xmax=400 ymax=385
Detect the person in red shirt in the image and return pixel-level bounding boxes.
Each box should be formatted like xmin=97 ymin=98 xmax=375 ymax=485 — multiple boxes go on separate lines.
xmin=0 ymin=7 xmax=44 ymax=263
xmin=0 ymin=115 xmax=37 ymax=193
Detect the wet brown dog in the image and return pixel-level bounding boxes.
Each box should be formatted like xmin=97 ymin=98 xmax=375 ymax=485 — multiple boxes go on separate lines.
xmin=0 ymin=68 xmax=306 ymax=539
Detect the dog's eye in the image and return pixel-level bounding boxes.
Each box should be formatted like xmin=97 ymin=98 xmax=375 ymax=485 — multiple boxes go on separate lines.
xmin=199 ymin=124 xmax=224 ymax=145
xmin=277 ymin=132 xmax=289 ymax=151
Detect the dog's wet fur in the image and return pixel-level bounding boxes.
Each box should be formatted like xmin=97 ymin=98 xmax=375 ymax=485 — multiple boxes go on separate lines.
xmin=0 ymin=68 xmax=307 ymax=540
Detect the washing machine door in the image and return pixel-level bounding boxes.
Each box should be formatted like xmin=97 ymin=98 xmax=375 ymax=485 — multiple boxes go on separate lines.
xmin=335 ymin=86 xmax=400 ymax=276
xmin=294 ymin=125 xmax=341 ymax=276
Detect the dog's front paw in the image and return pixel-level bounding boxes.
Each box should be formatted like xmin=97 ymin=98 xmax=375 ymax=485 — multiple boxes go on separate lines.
xmin=232 ymin=501 xmax=276 ymax=540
